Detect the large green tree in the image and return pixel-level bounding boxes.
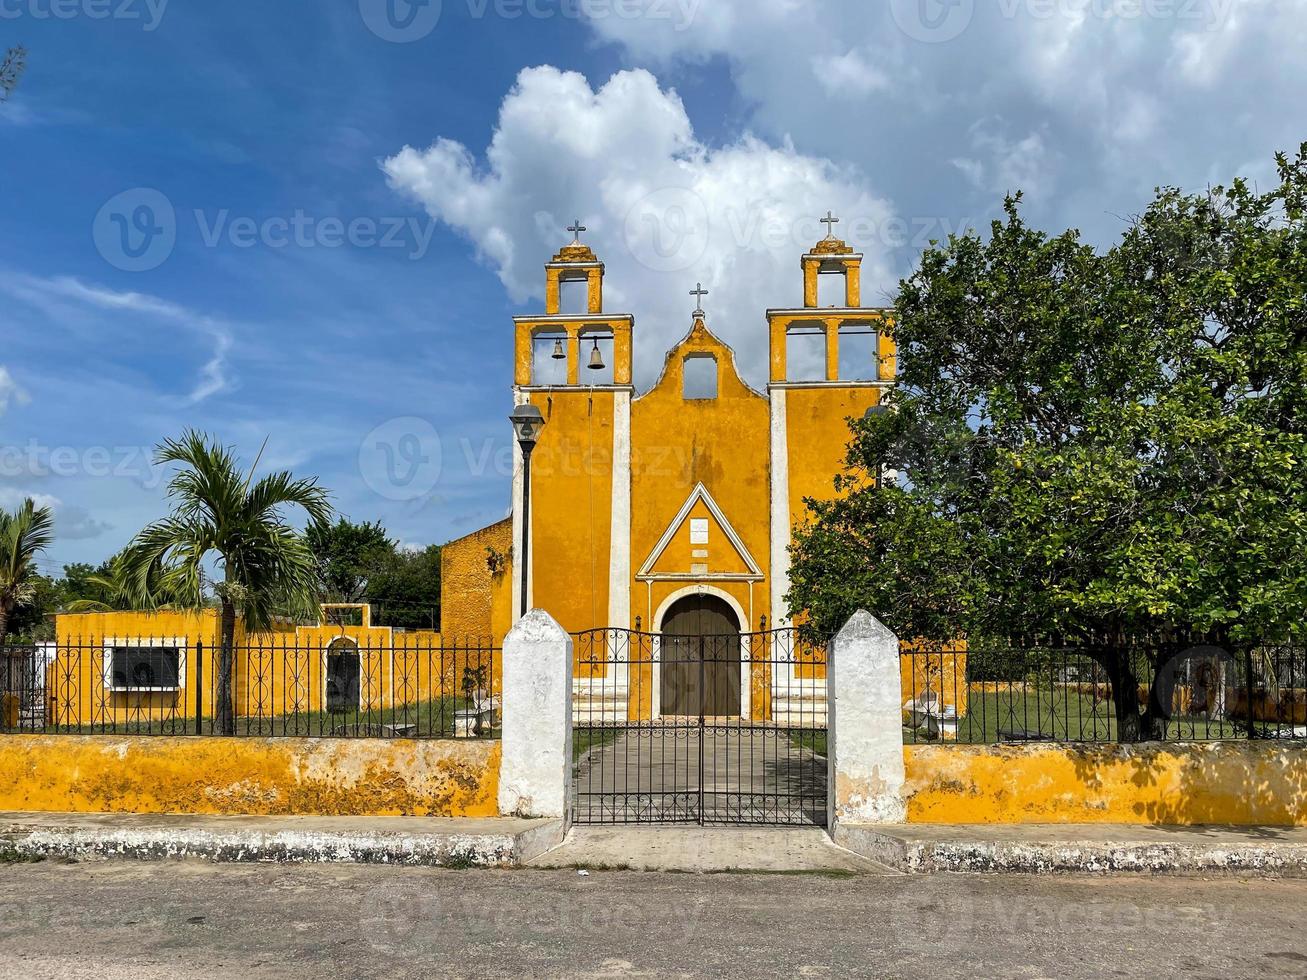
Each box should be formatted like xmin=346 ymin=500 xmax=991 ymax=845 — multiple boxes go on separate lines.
xmin=788 ymin=147 xmax=1307 ymax=740
xmin=305 ymin=516 xmax=394 ymax=603
xmin=366 ymin=545 xmax=441 ymax=630
xmin=0 ymin=498 xmax=54 ymax=644
xmin=123 ymin=432 xmax=331 ymax=734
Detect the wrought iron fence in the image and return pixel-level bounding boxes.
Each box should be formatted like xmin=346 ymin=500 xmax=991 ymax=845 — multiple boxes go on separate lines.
xmin=901 ymin=640 xmax=1307 ymax=744
xmin=0 ymin=636 xmax=499 ymax=739
xmin=570 ymin=627 xmax=829 ymax=826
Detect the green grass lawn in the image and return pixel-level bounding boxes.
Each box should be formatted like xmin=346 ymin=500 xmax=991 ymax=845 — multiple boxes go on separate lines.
xmin=572 ymin=727 xmax=620 ymax=763
xmin=907 ymin=688 xmax=1247 ymax=744
xmin=30 ymin=695 xmax=491 ymax=738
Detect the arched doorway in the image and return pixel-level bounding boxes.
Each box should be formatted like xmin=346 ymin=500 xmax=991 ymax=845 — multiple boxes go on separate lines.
xmin=325 ymin=638 xmax=361 ymax=713
xmin=659 ymin=593 xmax=742 ymax=717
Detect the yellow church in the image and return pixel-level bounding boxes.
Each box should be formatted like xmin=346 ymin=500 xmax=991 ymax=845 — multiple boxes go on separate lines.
xmin=439 ymin=219 xmax=895 ymax=648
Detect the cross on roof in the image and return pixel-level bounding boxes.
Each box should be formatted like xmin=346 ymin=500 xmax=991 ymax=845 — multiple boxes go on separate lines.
xmin=821 ymin=210 xmax=840 ymax=237
xmin=690 ymin=282 xmax=708 ymax=315
xmin=567 ymin=219 xmax=586 ymax=243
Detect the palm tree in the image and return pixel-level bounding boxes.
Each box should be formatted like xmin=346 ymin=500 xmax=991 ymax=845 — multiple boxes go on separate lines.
xmin=0 ymin=498 xmax=55 ymax=645
xmin=64 ymin=551 xmax=179 ymax=613
xmin=123 ymin=432 xmax=330 ymax=734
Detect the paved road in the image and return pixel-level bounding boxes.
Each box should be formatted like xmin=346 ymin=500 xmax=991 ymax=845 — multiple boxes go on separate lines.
xmin=3 ymin=859 xmax=1307 ymax=979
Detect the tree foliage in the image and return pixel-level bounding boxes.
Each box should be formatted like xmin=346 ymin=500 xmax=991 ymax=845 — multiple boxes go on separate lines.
xmin=0 ymin=497 xmax=54 ymax=643
xmin=305 ymin=516 xmax=394 ymax=603
xmin=788 ymin=147 xmax=1307 ymax=738
xmin=123 ymin=431 xmax=331 ymax=733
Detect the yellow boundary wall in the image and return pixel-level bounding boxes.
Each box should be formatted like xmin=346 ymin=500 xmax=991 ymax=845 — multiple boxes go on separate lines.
xmin=905 ymin=742 xmax=1307 ymax=826
xmin=0 ymin=736 xmax=500 ymax=817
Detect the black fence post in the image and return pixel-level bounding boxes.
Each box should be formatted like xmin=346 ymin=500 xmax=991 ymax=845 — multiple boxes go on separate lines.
xmin=195 ymin=640 xmax=204 ymax=736
xmin=1244 ymin=646 xmax=1257 ymax=739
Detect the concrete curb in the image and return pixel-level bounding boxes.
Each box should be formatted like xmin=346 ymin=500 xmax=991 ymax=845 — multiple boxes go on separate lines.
xmin=835 ymin=825 xmax=1307 ymax=876
xmin=0 ymin=814 xmax=565 ymax=868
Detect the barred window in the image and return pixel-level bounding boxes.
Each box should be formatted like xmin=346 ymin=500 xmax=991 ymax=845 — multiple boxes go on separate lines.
xmin=109 ymin=647 xmax=181 ymax=692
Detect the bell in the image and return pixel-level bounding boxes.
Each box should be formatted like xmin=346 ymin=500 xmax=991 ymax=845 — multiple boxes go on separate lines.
xmin=551 ymin=338 xmax=566 ymax=360
xmin=587 ymin=338 xmax=605 ymax=371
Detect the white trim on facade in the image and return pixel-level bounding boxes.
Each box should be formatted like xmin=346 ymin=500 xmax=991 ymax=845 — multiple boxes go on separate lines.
xmin=650 ymin=583 xmax=751 ymax=720
xmin=607 ymin=389 xmax=632 ymax=630
xmin=101 ymin=637 xmax=187 ymax=693
xmin=768 ymin=387 xmax=791 ymax=631
xmin=636 ymin=482 xmax=764 ymax=581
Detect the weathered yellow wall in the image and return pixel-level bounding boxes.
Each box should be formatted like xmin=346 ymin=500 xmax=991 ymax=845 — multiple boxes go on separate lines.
xmin=51 ymin=610 xmax=457 ymax=724
xmin=0 ymin=735 xmax=500 ymax=817
xmin=530 ymin=389 xmax=615 ymax=634
xmin=785 ymin=385 xmax=882 ymax=526
xmin=440 ymin=518 xmax=513 ymax=641
xmin=905 ymin=742 xmax=1307 ymax=826
xmin=631 ymin=319 xmax=770 ymax=631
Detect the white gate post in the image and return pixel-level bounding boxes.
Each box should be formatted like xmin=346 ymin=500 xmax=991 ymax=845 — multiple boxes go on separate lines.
xmin=829 ymin=610 xmax=906 ymax=825
xmin=498 ymin=610 xmax=573 ymax=819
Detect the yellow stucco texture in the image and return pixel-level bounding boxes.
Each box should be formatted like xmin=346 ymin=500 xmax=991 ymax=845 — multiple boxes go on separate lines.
xmin=528 ymin=389 xmax=616 ymax=635
xmin=631 ymin=319 xmax=770 ymax=631
xmin=784 ymin=385 xmax=881 ymax=525
xmin=440 ymin=518 xmax=513 ymax=642
xmin=0 ymin=735 xmax=500 ymax=817
xmin=50 ymin=609 xmax=474 ymax=727
xmin=905 ymin=742 xmax=1307 ymax=826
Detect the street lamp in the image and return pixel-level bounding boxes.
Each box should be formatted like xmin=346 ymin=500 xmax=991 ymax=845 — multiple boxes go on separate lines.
xmin=509 ymin=403 xmax=546 ymax=618
xmin=863 ymin=404 xmax=889 ymax=489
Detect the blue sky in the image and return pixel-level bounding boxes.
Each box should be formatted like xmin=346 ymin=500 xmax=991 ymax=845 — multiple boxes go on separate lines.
xmin=2 ymin=0 xmax=1304 ymax=574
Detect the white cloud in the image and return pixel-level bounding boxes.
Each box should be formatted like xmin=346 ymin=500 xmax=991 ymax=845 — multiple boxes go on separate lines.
xmin=814 ymin=50 xmax=891 ymax=98
xmin=580 ymin=0 xmax=1307 ymax=245
xmin=0 ymin=365 xmax=30 ymax=415
xmin=0 ymin=488 xmax=110 ymax=541
xmin=383 ymin=66 xmax=897 ymax=384
xmin=1 ymin=274 xmax=233 ymax=404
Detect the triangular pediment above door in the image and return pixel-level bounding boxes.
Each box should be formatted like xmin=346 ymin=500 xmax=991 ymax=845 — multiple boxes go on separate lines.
xmin=636 ymin=483 xmax=764 ymax=581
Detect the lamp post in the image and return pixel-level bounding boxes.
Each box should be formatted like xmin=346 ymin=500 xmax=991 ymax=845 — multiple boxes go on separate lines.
xmin=509 ymin=403 xmax=545 ymax=618
xmin=863 ymin=404 xmax=889 ymax=489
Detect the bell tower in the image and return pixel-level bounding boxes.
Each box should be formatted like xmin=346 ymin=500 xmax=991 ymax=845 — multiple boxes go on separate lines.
xmin=510 ymin=223 xmax=635 ymax=632
xmin=766 ymin=213 xmax=896 ymax=628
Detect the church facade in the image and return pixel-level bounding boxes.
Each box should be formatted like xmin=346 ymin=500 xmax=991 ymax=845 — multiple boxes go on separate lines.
xmin=439 ymin=223 xmax=896 ymax=646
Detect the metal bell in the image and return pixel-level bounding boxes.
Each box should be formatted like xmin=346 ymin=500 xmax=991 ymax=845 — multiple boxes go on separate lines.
xmin=551 ymin=338 xmax=566 ymax=360
xmin=588 ymin=338 xmax=605 ymax=371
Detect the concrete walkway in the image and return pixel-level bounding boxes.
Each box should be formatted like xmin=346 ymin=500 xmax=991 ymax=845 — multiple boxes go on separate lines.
xmin=0 ymin=811 xmax=563 ymax=867
xmin=573 ymin=727 xmax=826 ymax=825
xmin=530 ymin=825 xmax=895 ymax=873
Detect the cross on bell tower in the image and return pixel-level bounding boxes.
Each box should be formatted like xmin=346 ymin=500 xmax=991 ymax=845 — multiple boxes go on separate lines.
xmin=690 ymin=282 xmax=708 ymax=316
xmin=567 ymin=218 xmax=586 ymax=243
xmin=820 ymin=210 xmax=839 ymax=239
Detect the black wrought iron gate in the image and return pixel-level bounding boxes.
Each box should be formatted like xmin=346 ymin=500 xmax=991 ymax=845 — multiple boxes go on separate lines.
xmin=570 ymin=628 xmax=829 ymax=826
